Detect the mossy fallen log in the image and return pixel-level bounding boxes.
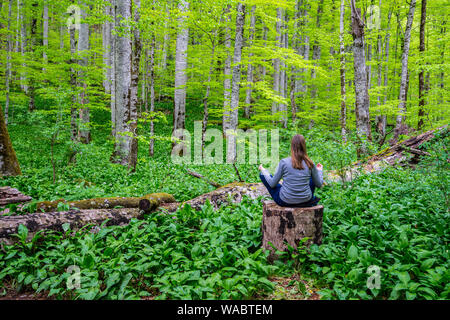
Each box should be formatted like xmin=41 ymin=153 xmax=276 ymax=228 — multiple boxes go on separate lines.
xmin=0 ymin=193 xmax=175 ymax=244
xmin=159 ymin=182 xmax=269 ymax=212
xmin=326 ymin=125 xmax=447 ymax=183
xmin=0 ymin=187 xmax=32 ymax=206
xmin=0 ymin=208 xmax=143 ymax=245
xmin=35 ymin=193 xmax=175 ymax=212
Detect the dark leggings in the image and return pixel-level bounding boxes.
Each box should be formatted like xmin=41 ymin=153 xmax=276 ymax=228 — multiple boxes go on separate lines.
xmin=259 ymin=173 xmax=317 ymax=207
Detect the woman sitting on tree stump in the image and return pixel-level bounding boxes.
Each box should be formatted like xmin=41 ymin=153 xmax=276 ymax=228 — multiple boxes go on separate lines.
xmin=258 ymin=134 xmax=323 ymax=208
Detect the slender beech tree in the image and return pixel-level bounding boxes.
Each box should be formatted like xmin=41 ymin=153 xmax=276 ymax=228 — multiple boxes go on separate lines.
xmin=173 ymin=0 xmax=189 ymax=145
xmin=244 ymin=5 xmax=256 ymax=119
xmin=103 ymin=0 xmax=112 ymax=94
xmin=227 ymin=2 xmax=245 ymax=163
xmin=339 ymin=0 xmax=347 ymax=141
xmin=223 ymin=4 xmax=232 ymax=133
xmin=111 ymin=0 xmax=140 ymax=170
xmin=4 ymin=0 xmax=12 ymax=125
xmin=78 ymin=3 xmax=91 ymax=144
xmin=418 ymin=0 xmax=428 ymax=130
xmin=309 ymin=0 xmax=324 ymax=130
xmin=395 ymin=0 xmax=416 ymax=137
xmin=43 ymin=1 xmax=49 ymax=70
xmin=351 ymin=0 xmax=372 ymax=156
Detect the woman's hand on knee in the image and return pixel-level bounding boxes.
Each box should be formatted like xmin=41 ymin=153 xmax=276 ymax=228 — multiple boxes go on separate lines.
xmin=258 ymin=164 xmax=265 ymax=172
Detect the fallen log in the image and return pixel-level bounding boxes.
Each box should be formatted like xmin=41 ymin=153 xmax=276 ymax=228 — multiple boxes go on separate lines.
xmin=0 ymin=184 xmax=269 ymax=244
xmin=262 ymin=201 xmax=324 ymax=262
xmin=326 ymin=125 xmax=447 ymax=183
xmin=0 ymin=193 xmax=174 ymax=244
xmin=160 ymin=182 xmax=269 ymax=212
xmin=35 ymin=193 xmax=175 ymax=212
xmin=0 ymin=187 xmax=32 ymax=206
xmin=0 ymin=208 xmax=142 ymax=245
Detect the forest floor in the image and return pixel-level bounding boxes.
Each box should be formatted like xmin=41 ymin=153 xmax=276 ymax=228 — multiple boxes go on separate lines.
xmin=1 ymin=102 xmax=449 ymax=300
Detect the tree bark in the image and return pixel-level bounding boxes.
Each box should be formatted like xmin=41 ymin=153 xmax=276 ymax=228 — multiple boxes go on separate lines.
xmin=0 ymin=187 xmax=31 ymax=206
xmin=173 ymin=0 xmax=189 ymax=142
xmin=308 ymin=0 xmax=324 ymax=130
xmin=351 ymin=0 xmax=372 ymax=156
xmin=28 ymin=2 xmax=38 ymax=112
xmin=395 ymin=0 xmax=416 ymax=136
xmin=223 ymin=4 xmax=232 ymax=133
xmin=103 ymin=0 xmax=112 ymax=94
xmin=19 ymin=0 xmax=28 ymax=93
xmin=111 ymin=0 xmax=136 ymax=168
xmin=43 ymin=1 xmax=48 ymax=70
xmin=272 ymin=8 xmax=282 ymax=117
xmin=4 ymin=0 xmax=13 ymax=125
xmin=227 ymin=3 xmax=246 ymax=163
xmin=376 ymin=7 xmax=393 ymax=141
xmin=244 ymin=5 xmax=256 ymax=119
xmin=77 ymin=3 xmax=91 ymax=144
xmin=418 ymin=0 xmax=427 ymax=131
xmin=110 ymin=0 xmax=117 ymax=136
xmin=339 ymin=0 xmax=347 ymax=142
xmin=262 ymin=201 xmax=323 ymax=261
xmin=128 ymin=0 xmax=142 ymax=171
xmin=160 ymin=182 xmax=268 ymax=213
xmin=35 ymin=193 xmax=174 ymax=213
xmin=0 ymin=104 xmax=21 ymax=176
xmin=201 ymin=35 xmax=218 ymax=150
xmin=326 ymin=126 xmax=447 ymax=183
xmin=149 ymin=34 xmax=156 ymax=157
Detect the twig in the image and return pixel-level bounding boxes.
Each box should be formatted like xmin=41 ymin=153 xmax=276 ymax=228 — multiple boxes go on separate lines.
xmin=186 ymin=169 xmax=222 ymax=188
xmin=233 ymin=164 xmax=244 ymax=182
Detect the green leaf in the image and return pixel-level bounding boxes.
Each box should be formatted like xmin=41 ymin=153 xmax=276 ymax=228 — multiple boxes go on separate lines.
xmin=82 ymin=254 xmax=95 ymax=269
xmin=348 ymin=245 xmax=358 ymax=261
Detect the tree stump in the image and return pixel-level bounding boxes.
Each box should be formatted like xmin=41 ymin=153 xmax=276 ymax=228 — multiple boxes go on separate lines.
xmin=262 ymin=201 xmax=324 ymax=261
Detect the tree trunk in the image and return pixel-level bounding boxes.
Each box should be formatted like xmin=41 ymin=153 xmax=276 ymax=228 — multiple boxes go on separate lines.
xmin=77 ymin=4 xmax=91 ymax=144
xmin=28 ymin=2 xmax=38 ymax=112
xmin=377 ymin=7 xmax=392 ymax=141
xmin=0 ymin=187 xmax=31 ymax=206
xmin=110 ymin=0 xmax=117 ymax=136
xmin=69 ymin=17 xmax=78 ymax=143
xmin=43 ymin=1 xmax=48 ymax=70
xmin=161 ymin=3 xmax=170 ymax=70
xmin=128 ymin=0 xmax=142 ymax=171
xmin=262 ymin=201 xmax=323 ymax=261
xmin=35 ymin=193 xmax=174 ymax=213
xmin=327 ymin=126 xmax=447 ymax=183
xmin=418 ymin=0 xmax=427 ymax=131
xmin=395 ymin=0 xmax=416 ymax=136
xmin=223 ymin=5 xmax=232 ymax=133
xmin=103 ymin=0 xmax=112 ymax=94
xmin=0 ymin=104 xmax=22 ymax=176
xmin=201 ymin=37 xmax=217 ymax=150
xmin=339 ymin=0 xmax=347 ymax=142
xmin=308 ymin=0 xmax=324 ymax=130
xmin=149 ymin=34 xmax=156 ymax=157
xmin=279 ymin=12 xmax=288 ymax=128
xmin=244 ymin=5 xmax=256 ymax=119
xmin=173 ymin=0 xmax=189 ymax=142
xmin=160 ymin=182 xmax=268 ymax=213
xmin=351 ymin=0 xmax=372 ymax=157
xmin=4 ymin=0 xmax=12 ymax=125
xmin=272 ymin=8 xmax=282 ymax=118
xmin=111 ymin=0 xmax=136 ymax=168
xmin=19 ymin=0 xmax=27 ymax=93
xmin=227 ymin=3 xmax=246 ymax=163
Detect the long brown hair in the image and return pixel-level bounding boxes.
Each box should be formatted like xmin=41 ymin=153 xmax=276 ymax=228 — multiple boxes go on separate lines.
xmin=291 ymin=134 xmax=314 ymax=170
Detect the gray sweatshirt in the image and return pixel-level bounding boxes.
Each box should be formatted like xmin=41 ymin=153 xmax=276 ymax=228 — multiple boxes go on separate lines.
xmin=261 ymin=157 xmax=323 ymax=204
